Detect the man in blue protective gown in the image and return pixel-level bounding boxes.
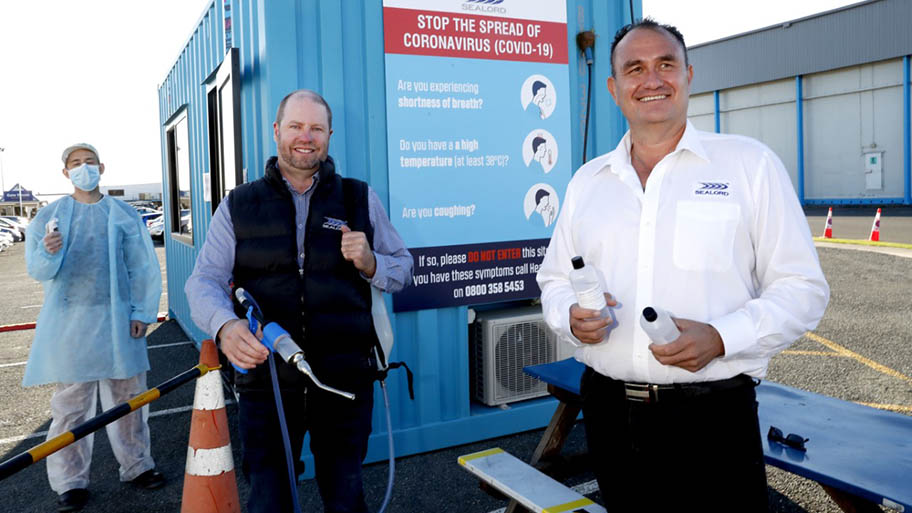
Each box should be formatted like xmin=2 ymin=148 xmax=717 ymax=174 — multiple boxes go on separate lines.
xmin=23 ymin=143 xmax=165 ymax=512
xmin=186 ymin=89 xmax=413 ymax=513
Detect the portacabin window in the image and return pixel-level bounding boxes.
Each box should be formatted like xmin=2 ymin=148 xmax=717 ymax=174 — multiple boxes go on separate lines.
xmin=165 ymin=109 xmax=193 ymax=245
xmin=206 ymin=48 xmax=242 ymax=213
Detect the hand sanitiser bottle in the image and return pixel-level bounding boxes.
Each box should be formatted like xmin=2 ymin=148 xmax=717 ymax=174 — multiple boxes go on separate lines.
xmin=640 ymin=306 xmax=680 ymax=345
xmin=569 ymin=256 xmax=607 ymax=314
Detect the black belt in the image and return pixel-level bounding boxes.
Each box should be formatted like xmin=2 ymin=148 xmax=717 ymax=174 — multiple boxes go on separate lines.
xmin=606 ymin=374 xmax=755 ymax=404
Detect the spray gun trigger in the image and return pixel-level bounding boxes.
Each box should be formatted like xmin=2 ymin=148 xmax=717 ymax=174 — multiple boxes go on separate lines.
xmin=245 ymin=306 xmax=260 ymax=335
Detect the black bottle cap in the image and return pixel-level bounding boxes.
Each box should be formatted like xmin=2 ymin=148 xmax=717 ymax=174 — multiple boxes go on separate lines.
xmin=571 ymin=256 xmax=584 ymax=269
xmin=642 ymin=307 xmax=657 ymax=322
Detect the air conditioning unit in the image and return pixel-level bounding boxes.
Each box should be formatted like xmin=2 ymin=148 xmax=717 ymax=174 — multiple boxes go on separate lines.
xmin=470 ymin=305 xmax=575 ymax=406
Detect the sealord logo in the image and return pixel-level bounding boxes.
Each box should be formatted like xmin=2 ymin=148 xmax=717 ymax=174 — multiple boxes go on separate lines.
xmin=694 ymin=182 xmax=730 ymax=196
xmin=462 ymin=0 xmax=506 ymax=14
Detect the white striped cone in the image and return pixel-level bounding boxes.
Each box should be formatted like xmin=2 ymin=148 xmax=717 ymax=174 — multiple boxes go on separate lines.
xmin=823 ymin=207 xmax=833 ymax=238
xmin=869 ymin=208 xmax=882 ymax=242
xmin=181 ymin=340 xmax=241 ymax=513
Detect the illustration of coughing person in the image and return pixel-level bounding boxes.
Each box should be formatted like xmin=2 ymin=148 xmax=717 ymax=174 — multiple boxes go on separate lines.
xmin=532 ymin=137 xmax=553 ymax=171
xmin=534 ymin=189 xmax=556 ymax=227
xmin=531 ymin=81 xmax=552 ymax=119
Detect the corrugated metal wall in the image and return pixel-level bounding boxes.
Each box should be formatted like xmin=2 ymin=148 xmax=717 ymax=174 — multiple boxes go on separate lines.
xmin=804 ymin=60 xmax=906 ymax=201
xmin=685 ymin=0 xmax=912 ymax=205
xmin=688 ymin=56 xmax=910 ymax=204
xmin=689 ymin=0 xmax=912 ymax=95
xmin=689 ymin=79 xmax=800 ymax=188
xmin=158 ymin=1 xmax=223 ymax=343
xmin=158 ymin=0 xmax=637 ymax=476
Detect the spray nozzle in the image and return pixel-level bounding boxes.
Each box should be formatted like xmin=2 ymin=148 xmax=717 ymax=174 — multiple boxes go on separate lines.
xmin=293 ymin=357 xmax=355 ymax=401
xmin=230 ymin=288 xmax=356 ymax=400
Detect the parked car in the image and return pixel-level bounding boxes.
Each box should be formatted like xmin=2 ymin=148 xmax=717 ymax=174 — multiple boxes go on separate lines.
xmin=0 ymin=225 xmax=23 ymax=243
xmin=148 ymin=217 xmax=164 ymax=240
xmin=144 ymin=212 xmax=164 ymax=226
xmin=0 ymin=230 xmax=12 ymax=250
xmin=148 ymin=210 xmax=190 ymax=241
xmin=133 ymin=206 xmax=164 ymax=224
xmin=0 ymin=215 xmax=29 ymax=227
xmin=129 ymin=201 xmax=161 ymax=210
xmin=0 ymin=218 xmax=26 ymax=240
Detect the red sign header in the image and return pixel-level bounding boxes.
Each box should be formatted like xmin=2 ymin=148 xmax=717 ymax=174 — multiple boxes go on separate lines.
xmin=383 ymin=7 xmax=568 ymax=64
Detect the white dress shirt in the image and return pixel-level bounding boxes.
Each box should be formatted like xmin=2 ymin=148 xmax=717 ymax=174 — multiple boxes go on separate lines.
xmin=537 ymin=121 xmax=829 ymax=384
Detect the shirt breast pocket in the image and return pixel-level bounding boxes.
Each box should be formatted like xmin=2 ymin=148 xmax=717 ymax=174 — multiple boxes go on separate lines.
xmin=672 ymin=201 xmax=741 ymax=272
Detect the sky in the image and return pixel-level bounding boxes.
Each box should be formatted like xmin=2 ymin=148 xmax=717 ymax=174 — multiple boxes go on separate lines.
xmin=0 ymin=0 xmax=212 ymax=197
xmin=0 ymin=0 xmax=860 ymax=197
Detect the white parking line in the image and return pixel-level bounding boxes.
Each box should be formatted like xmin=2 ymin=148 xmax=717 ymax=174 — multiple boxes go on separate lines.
xmin=1 ymin=341 xmax=195 ymax=369
xmin=148 ymin=340 xmax=194 ymax=349
xmin=0 ymin=401 xmax=235 ymax=446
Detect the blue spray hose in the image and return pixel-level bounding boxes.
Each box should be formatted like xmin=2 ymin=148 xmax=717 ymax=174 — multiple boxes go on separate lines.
xmin=239 ymin=300 xmax=302 ymax=513
xmin=378 ymin=381 xmax=394 ymax=513
xmin=234 ymin=287 xmax=401 ymax=512
xmin=266 ymin=349 xmax=302 ymax=513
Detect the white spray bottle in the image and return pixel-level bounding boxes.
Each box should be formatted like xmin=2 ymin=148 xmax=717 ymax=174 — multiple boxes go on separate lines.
xmin=640 ymin=306 xmax=680 ymax=345
xmin=569 ymin=256 xmax=607 ymax=315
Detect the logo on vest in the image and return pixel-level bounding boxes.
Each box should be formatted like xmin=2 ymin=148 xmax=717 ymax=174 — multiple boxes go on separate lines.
xmin=322 ymin=216 xmax=348 ymax=231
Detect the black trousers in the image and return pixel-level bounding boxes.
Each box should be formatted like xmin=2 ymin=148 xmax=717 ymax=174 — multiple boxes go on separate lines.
xmin=581 ymin=367 xmax=769 ymax=513
xmin=238 ymin=381 xmax=374 ymax=513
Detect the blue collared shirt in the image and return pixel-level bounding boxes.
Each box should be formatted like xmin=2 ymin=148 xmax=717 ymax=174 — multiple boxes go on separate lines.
xmin=186 ymin=171 xmax=413 ymax=339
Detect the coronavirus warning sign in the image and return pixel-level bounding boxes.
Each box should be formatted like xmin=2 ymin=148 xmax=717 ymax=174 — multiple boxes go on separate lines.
xmin=383 ymin=0 xmax=572 ymax=311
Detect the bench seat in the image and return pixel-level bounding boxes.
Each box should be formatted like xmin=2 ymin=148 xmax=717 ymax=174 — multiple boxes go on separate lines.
xmin=459 ymin=447 xmax=607 ymax=513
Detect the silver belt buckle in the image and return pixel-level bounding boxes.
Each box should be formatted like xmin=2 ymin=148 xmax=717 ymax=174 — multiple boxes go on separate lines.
xmin=625 ymin=383 xmax=658 ymax=403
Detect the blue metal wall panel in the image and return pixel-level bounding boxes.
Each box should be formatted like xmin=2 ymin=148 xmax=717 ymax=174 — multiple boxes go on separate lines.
xmin=796 ymin=76 xmax=805 ymax=204
xmin=904 ymin=55 xmax=911 ymax=205
xmin=158 ymin=0 xmax=223 ymax=345
xmin=804 ymin=197 xmax=906 ymax=206
xmin=584 ymin=0 xmax=638 ymax=162
xmin=159 ymin=0 xmax=636 ymax=476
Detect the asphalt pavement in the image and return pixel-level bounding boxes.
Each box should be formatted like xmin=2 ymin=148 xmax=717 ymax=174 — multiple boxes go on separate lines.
xmin=1 ymin=209 xmax=910 ymax=512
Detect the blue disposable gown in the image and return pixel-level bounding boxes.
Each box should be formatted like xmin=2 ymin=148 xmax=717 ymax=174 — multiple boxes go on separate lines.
xmin=23 ymin=196 xmax=162 ymax=386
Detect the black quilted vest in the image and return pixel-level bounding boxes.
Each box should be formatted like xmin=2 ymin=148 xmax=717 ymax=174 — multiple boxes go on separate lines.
xmin=227 ymin=156 xmax=378 ymax=391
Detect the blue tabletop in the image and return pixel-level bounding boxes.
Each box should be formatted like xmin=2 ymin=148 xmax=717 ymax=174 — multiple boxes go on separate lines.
xmin=524 ymin=358 xmax=584 ymax=396
xmin=524 ymin=358 xmax=912 ymax=510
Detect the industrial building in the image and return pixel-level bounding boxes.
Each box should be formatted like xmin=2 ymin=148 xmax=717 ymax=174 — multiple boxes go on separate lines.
xmin=99 ymin=183 xmax=163 ymax=203
xmin=686 ymin=0 xmax=912 ymax=205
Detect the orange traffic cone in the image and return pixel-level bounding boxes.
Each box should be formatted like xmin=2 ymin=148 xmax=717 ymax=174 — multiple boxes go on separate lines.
xmin=181 ymin=340 xmax=241 ymax=513
xmin=869 ymin=208 xmax=882 ymax=242
xmin=822 ymin=207 xmax=833 ymax=238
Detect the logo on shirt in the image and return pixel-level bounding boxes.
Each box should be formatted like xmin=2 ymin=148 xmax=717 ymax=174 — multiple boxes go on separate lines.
xmin=322 ymin=217 xmax=347 ymax=231
xmin=694 ymin=182 xmax=730 ymax=197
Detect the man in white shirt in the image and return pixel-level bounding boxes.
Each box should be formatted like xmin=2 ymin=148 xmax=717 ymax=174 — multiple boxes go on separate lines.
xmin=536 ymin=19 xmax=829 ymax=512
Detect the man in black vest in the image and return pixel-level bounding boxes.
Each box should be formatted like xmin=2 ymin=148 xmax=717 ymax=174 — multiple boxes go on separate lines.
xmin=186 ymin=89 xmax=413 ymax=513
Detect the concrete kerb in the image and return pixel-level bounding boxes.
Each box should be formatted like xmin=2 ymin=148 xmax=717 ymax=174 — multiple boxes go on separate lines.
xmin=814 ymin=238 xmax=912 ymax=259
xmin=813 ymin=237 xmax=912 ymax=250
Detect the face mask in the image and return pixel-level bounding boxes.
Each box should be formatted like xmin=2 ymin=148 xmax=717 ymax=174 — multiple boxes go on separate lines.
xmin=69 ymin=163 xmax=101 ymax=191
